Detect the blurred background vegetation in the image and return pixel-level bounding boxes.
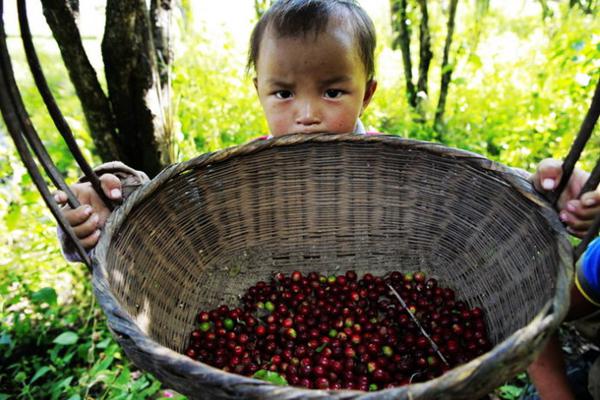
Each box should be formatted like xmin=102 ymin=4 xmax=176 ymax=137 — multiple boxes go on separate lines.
xmin=0 ymin=0 xmax=598 ymax=398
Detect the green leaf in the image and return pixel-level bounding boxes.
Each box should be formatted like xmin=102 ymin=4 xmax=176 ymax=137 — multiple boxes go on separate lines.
xmin=96 ymin=338 xmax=111 ymax=349
xmin=31 ymin=287 xmax=57 ymax=305
xmin=15 ymin=371 xmax=27 ymax=383
xmin=441 ymin=63 xmax=455 ymax=74
xmin=90 ymin=355 xmax=115 ymax=375
xmin=51 ymin=376 xmax=74 ymax=397
xmin=67 ymin=396 xmax=81 ymax=400
xmin=468 ymin=53 xmax=483 ymax=68
xmin=139 ymin=380 xmax=162 ymax=397
xmin=53 ymin=331 xmax=79 ymax=345
xmin=315 ymin=342 xmax=328 ymax=353
xmin=0 ymin=394 xmax=11 ymax=400
xmin=5 ymin=204 xmax=21 ymax=230
xmin=30 ymin=366 xmax=51 ymax=384
xmin=498 ymin=384 xmax=523 ymax=399
xmin=114 ymin=367 xmax=131 ymax=386
xmin=252 ymin=370 xmax=288 ymax=386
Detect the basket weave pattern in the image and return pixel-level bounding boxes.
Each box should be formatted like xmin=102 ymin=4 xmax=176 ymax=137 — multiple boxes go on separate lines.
xmin=94 ymin=134 xmax=572 ymax=400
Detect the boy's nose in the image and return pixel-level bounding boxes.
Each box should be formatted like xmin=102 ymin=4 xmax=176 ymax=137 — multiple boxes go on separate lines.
xmin=296 ymin=101 xmax=320 ymax=126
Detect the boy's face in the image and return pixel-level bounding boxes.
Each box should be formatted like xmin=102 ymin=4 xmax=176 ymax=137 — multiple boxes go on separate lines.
xmin=254 ymin=19 xmax=377 ymax=136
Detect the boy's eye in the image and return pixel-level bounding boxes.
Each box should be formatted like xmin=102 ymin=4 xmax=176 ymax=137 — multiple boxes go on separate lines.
xmin=324 ymin=89 xmax=344 ymax=99
xmin=274 ymin=90 xmax=293 ymax=99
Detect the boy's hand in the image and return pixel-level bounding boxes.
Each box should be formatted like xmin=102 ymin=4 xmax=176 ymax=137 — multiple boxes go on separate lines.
xmin=531 ymin=158 xmax=600 ymax=238
xmin=53 ymin=174 xmax=122 ymax=249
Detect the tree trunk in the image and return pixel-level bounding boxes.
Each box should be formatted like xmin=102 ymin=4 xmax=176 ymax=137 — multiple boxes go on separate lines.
xmin=102 ymin=0 xmax=165 ymax=177
xmin=150 ymin=0 xmax=176 ymax=166
xmin=151 ymin=0 xmax=173 ymax=89
xmin=416 ymin=0 xmax=432 ymax=98
xmin=415 ymin=0 xmax=432 ymax=121
xmin=391 ymin=0 xmax=417 ymax=109
xmin=42 ymin=0 xmax=168 ymax=177
xmin=434 ymin=0 xmax=459 ymax=136
xmin=66 ymin=0 xmax=78 ymax=15
xmin=41 ymin=0 xmax=120 ymax=163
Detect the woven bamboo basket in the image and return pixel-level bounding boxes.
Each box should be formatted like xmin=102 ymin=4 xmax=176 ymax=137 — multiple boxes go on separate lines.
xmin=93 ymin=133 xmax=573 ymax=400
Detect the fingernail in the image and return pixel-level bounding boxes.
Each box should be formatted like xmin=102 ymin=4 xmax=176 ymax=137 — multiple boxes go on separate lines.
xmin=583 ymin=197 xmax=596 ymax=207
xmin=542 ymin=178 xmax=555 ymax=191
xmin=84 ymin=206 xmax=93 ymax=215
xmin=560 ymin=212 xmax=568 ymax=222
xmin=111 ymin=189 xmax=122 ymax=199
xmin=54 ymin=194 xmax=61 ymax=203
xmin=566 ymin=202 xmax=576 ymax=212
xmin=91 ymin=214 xmax=99 ymax=224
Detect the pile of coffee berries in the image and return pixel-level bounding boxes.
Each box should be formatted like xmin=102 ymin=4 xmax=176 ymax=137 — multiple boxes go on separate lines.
xmin=184 ymin=271 xmax=491 ymax=391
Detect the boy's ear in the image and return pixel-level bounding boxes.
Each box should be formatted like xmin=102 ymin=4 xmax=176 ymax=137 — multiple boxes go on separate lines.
xmin=360 ymin=79 xmax=378 ymax=115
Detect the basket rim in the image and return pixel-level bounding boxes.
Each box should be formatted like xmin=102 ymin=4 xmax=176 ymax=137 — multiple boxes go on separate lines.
xmin=92 ymin=133 xmax=574 ymax=398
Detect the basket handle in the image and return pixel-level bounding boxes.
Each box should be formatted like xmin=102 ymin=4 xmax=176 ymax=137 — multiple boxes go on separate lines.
xmin=0 ymin=0 xmax=113 ymax=269
xmin=547 ymin=77 xmax=600 ymax=261
xmin=17 ymin=0 xmax=115 ymax=212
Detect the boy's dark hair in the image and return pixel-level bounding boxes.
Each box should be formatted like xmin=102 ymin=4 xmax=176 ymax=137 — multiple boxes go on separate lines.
xmin=248 ymin=0 xmax=376 ymax=81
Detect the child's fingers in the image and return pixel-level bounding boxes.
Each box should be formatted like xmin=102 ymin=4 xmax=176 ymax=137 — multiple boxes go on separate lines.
xmin=53 ymin=190 xmax=68 ymax=205
xmin=532 ymin=158 xmax=562 ymax=193
xmin=560 ymin=213 xmax=585 ymax=232
xmin=566 ymin=189 xmax=600 ymax=216
xmin=580 ymin=190 xmax=599 ymax=208
xmin=79 ymin=229 xmax=102 ymax=250
xmin=100 ymin=173 xmax=122 ymax=200
xmin=63 ymin=205 xmax=93 ymax=228
xmin=561 ymin=208 xmax=594 ymax=233
xmin=72 ymin=212 xmax=100 ymax=239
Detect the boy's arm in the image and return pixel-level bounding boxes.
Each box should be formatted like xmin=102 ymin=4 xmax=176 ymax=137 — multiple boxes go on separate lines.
xmin=58 ymin=161 xmax=149 ymax=262
xmin=571 ymin=237 xmax=600 ymax=319
xmin=529 ymin=237 xmax=600 ymax=399
xmin=527 ymin=335 xmax=575 ymax=400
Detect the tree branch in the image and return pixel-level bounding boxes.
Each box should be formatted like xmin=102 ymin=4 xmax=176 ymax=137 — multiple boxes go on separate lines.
xmin=150 ymin=0 xmax=172 ymax=89
xmin=537 ymin=0 xmax=553 ymax=19
xmin=41 ymin=0 xmax=119 ymax=162
xmin=391 ymin=0 xmax=417 ymax=109
xmin=254 ymin=0 xmax=271 ymax=19
xmin=434 ymin=0 xmax=459 ymax=134
xmin=102 ymin=0 xmax=165 ymax=177
xmin=416 ymin=0 xmax=432 ymax=97
xmin=67 ymin=0 xmax=78 ymax=16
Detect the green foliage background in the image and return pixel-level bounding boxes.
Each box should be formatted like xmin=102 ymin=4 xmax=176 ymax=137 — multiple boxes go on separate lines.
xmin=0 ymin=2 xmax=598 ymax=398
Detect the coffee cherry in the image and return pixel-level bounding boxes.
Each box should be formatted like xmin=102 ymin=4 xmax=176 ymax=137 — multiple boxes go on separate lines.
xmin=291 ymin=271 xmax=302 ymax=282
xmin=345 ymin=270 xmax=358 ymax=281
xmin=197 ymin=311 xmax=210 ymax=323
xmin=414 ymin=271 xmax=426 ymax=283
